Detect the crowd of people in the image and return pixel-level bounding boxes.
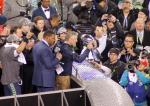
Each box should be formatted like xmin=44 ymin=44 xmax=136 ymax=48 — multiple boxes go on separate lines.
xmin=0 ymin=0 xmax=150 ymax=106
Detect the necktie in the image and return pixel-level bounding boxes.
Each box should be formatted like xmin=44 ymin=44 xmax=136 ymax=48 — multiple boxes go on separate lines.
xmin=138 ymin=32 xmax=143 ymax=44
xmin=123 ymin=17 xmax=128 ymax=30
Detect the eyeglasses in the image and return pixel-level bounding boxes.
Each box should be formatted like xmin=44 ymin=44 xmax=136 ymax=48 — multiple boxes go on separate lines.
xmin=125 ymin=40 xmax=134 ymax=43
xmin=60 ymin=32 xmax=67 ymax=35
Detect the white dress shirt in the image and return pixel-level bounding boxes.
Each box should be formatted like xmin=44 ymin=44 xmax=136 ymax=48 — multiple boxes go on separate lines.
xmin=136 ymin=30 xmax=144 ymax=44
xmin=42 ymin=39 xmax=49 ymax=46
xmin=96 ymin=35 xmax=107 ymax=54
xmin=41 ymin=6 xmax=50 ymax=19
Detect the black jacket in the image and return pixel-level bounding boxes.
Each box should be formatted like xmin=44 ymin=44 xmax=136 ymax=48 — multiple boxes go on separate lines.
xmin=128 ymin=29 xmax=150 ymax=47
xmin=117 ymin=9 xmax=138 ymax=31
xmin=103 ymin=60 xmax=126 ymax=83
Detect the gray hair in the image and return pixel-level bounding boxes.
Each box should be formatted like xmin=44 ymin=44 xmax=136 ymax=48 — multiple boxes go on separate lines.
xmin=65 ymin=31 xmax=78 ymax=41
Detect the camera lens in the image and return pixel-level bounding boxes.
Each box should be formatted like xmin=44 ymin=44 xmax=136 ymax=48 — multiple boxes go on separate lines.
xmin=127 ymin=64 xmax=135 ymax=73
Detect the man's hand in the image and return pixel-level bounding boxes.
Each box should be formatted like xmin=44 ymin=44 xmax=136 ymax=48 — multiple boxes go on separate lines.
xmin=87 ymin=41 xmax=94 ymax=50
xmin=26 ymin=32 xmax=34 ymax=39
xmin=128 ymin=48 xmax=136 ymax=56
xmin=56 ymin=52 xmax=62 ymax=60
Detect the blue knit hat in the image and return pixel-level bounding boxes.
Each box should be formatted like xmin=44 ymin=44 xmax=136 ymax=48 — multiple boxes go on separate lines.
xmin=0 ymin=15 xmax=7 ymax=25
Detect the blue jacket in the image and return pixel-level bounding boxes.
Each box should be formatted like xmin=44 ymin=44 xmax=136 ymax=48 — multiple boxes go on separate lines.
xmin=119 ymin=70 xmax=150 ymax=103
xmin=32 ymin=41 xmax=59 ymax=87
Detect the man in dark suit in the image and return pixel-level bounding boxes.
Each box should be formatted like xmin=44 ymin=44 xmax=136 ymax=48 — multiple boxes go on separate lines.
xmin=142 ymin=0 xmax=150 ymax=18
xmin=56 ymin=31 xmax=93 ymax=90
xmin=129 ymin=18 xmax=150 ymax=49
xmin=32 ymin=30 xmax=62 ymax=92
xmin=32 ymin=0 xmax=57 ymax=21
xmin=116 ymin=0 xmax=138 ymax=32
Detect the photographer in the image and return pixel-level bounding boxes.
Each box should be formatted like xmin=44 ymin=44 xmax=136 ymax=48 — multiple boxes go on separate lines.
xmin=120 ymin=34 xmax=139 ymax=63
xmin=73 ymin=0 xmax=97 ymax=25
xmin=103 ymin=48 xmax=126 ymax=83
xmin=97 ymin=13 xmax=124 ymax=48
xmin=119 ymin=60 xmax=150 ymax=106
xmin=0 ymin=33 xmax=33 ymax=96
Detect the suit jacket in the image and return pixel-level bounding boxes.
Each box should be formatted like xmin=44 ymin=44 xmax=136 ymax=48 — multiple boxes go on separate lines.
xmin=129 ymin=29 xmax=150 ymax=47
xmin=32 ymin=41 xmax=59 ymax=87
xmin=117 ymin=9 xmax=138 ymax=31
xmin=60 ymin=43 xmax=90 ymax=75
xmin=142 ymin=0 xmax=149 ymax=9
xmin=32 ymin=6 xmax=57 ymax=21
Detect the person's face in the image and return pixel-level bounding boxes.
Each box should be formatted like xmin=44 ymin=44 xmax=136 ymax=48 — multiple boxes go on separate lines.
xmin=2 ymin=25 xmax=11 ymax=35
xmin=59 ymin=32 xmax=67 ymax=41
xmin=41 ymin=0 xmax=51 ymax=8
xmin=106 ymin=20 xmax=114 ymax=29
xmin=122 ymin=0 xmax=132 ymax=10
xmin=69 ymin=35 xmax=78 ymax=47
xmin=21 ymin=25 xmax=31 ymax=33
xmin=16 ymin=28 xmax=23 ymax=38
xmin=138 ymin=12 xmax=147 ymax=21
xmin=36 ymin=20 xmax=45 ymax=30
xmin=94 ymin=26 xmax=104 ymax=37
xmin=47 ymin=34 xmax=56 ymax=46
xmin=135 ymin=19 xmax=145 ymax=31
xmin=124 ymin=37 xmax=134 ymax=48
xmin=50 ymin=17 xmax=61 ymax=28
xmin=109 ymin=53 xmax=118 ymax=63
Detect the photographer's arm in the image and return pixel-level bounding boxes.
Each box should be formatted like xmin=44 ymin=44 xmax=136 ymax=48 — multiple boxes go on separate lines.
xmin=135 ymin=70 xmax=150 ymax=84
xmin=73 ymin=42 xmax=93 ymax=63
xmin=16 ymin=32 xmax=34 ymax=54
xmin=115 ymin=20 xmax=124 ymax=39
xmin=15 ymin=38 xmax=28 ymax=54
xmin=119 ymin=70 xmax=129 ymax=87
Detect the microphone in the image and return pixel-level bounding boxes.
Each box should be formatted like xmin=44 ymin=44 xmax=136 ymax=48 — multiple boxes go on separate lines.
xmin=54 ymin=46 xmax=64 ymax=65
xmin=54 ymin=46 xmax=61 ymax=53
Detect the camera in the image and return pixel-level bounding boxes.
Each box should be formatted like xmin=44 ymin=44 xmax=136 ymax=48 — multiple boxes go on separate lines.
xmin=126 ymin=64 xmax=135 ymax=73
xmin=126 ymin=60 xmax=140 ymax=73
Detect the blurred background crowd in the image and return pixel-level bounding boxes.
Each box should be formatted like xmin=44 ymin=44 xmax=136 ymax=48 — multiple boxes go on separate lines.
xmin=0 ymin=0 xmax=150 ymax=106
